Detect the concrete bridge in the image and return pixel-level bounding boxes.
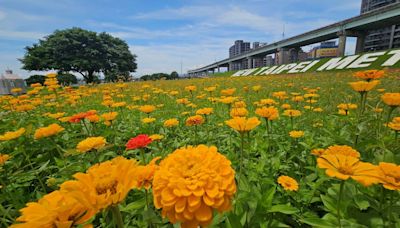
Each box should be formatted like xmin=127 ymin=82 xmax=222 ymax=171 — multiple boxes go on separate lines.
xmin=188 ymin=3 xmax=400 ymax=76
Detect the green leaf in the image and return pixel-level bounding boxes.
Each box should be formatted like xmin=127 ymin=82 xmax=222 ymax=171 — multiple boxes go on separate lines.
xmin=120 ymin=199 xmax=145 ymax=212
xmin=320 ymin=194 xmax=337 ymax=212
xmin=268 ymin=204 xmax=299 ymax=214
xmin=300 ymin=217 xmax=336 ymax=228
xmin=227 ymin=213 xmax=242 ymax=228
xmin=261 ymin=186 xmax=275 ymax=209
xmin=354 ymin=195 xmax=370 ymax=210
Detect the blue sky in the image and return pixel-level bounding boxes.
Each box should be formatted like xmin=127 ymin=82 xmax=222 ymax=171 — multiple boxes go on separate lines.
xmin=0 ymin=0 xmax=362 ymax=78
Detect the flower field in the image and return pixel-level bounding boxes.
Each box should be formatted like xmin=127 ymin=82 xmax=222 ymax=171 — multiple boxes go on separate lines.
xmin=0 ymin=70 xmax=399 ymax=227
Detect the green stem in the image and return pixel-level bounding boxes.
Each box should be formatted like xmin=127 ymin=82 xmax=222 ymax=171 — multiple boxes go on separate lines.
xmin=337 ymin=181 xmax=345 ymax=228
xmin=237 ymin=133 xmax=245 ymax=187
xmin=140 ymin=148 xmax=146 ymax=164
xmin=110 ymin=205 xmax=124 ymax=228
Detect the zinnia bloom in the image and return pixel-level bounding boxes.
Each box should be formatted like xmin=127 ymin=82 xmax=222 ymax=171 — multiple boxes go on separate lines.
xmin=283 ymin=109 xmax=301 ymax=117
xmin=387 ymin=117 xmax=400 ymax=131
xmin=126 ymin=134 xmax=152 ymax=150
xmin=289 ymin=130 xmax=304 ymax=138
xmin=137 ymin=157 xmax=160 ymax=189
xmin=149 ymin=134 xmax=164 ymax=141
xmin=311 ymin=149 xmax=325 ymax=157
xmin=323 ymin=145 xmax=360 ymax=158
xmin=139 ymin=105 xmax=156 ymax=114
xmin=77 ymin=137 xmax=107 ymax=153
xmin=60 ymin=156 xmax=139 ymax=211
xmin=152 ymin=145 xmax=236 ymax=228
xmin=0 ymin=128 xmax=25 ymax=141
xmin=142 ymin=117 xmax=156 ymax=124
xmin=255 ymin=106 xmax=279 ymax=120
xmin=196 ymin=108 xmax=213 ymax=115
xmin=10 ymin=190 xmax=96 ymax=228
xmin=0 ymin=153 xmax=10 ymax=165
xmin=34 ymin=124 xmax=65 ymax=140
xmin=185 ymin=115 xmax=204 ymax=126
xmin=349 ymin=80 xmax=379 ymax=92
xmin=354 ymin=70 xmax=384 ymax=81
xmin=229 ymin=108 xmax=248 ymax=117
xmin=225 ymin=117 xmax=260 ymax=133
xmin=317 ymin=154 xmax=380 ymax=186
xmin=164 ymin=118 xmax=179 ymax=127
xmin=277 ymin=175 xmax=299 ymax=191
xmin=184 ymin=85 xmax=197 ymax=92
xmin=377 ymin=162 xmax=400 ymax=190
xmin=381 ymin=93 xmax=400 ymax=107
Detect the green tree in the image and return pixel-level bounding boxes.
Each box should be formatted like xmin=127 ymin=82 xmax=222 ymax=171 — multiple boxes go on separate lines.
xmin=105 ymin=69 xmax=132 ymax=82
xmin=57 ymin=73 xmax=78 ymax=86
xmin=20 ymin=27 xmax=137 ymax=83
xmin=25 ymin=75 xmax=45 ymax=85
xmin=170 ymin=71 xmax=179 ymax=79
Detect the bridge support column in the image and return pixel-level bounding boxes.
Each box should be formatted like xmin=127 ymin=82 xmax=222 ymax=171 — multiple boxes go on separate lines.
xmin=228 ymin=62 xmax=234 ymax=71
xmin=217 ymin=66 xmax=220 ymax=73
xmin=247 ymin=57 xmax=253 ymax=69
xmin=278 ymin=47 xmax=288 ymax=65
xmin=355 ymin=33 xmax=366 ymax=54
xmin=337 ymin=31 xmax=347 ymax=57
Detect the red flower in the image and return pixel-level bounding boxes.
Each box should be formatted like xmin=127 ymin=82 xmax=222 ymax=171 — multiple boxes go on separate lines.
xmin=126 ymin=134 xmax=152 ymax=150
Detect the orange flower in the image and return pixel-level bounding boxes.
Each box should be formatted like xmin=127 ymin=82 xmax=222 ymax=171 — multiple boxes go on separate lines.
xmin=354 ymin=70 xmax=384 ymax=81
xmin=152 ymin=145 xmax=236 ymax=228
xmin=255 ymin=106 xmax=279 ymax=120
xmin=230 ymin=108 xmax=248 ymax=117
xmin=277 ymin=175 xmax=299 ymax=191
xmin=289 ymin=130 xmax=304 ymax=138
xmin=137 ymin=157 xmax=160 ymax=189
xmin=323 ymin=145 xmax=360 ymax=158
xmin=387 ymin=117 xmax=400 ymax=131
xmin=164 ymin=118 xmax=179 ymax=127
xmin=185 ymin=115 xmax=204 ymax=126
xmin=377 ymin=162 xmax=400 ymax=190
xmin=225 ymin=117 xmax=260 ymax=133
xmin=283 ymin=109 xmax=301 ymax=117
xmin=317 ymin=154 xmax=380 ymax=186
xmin=349 ymin=80 xmax=379 ymax=92
xmin=311 ymin=149 xmax=325 ymax=157
xmin=381 ymin=93 xmax=400 ymax=107
xmin=34 ymin=124 xmax=65 ymax=140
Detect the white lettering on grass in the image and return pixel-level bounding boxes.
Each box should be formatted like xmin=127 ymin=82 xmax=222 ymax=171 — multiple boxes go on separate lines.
xmin=317 ymin=55 xmax=359 ymax=71
xmin=347 ymin=52 xmax=386 ymax=68
xmin=382 ymin=50 xmax=400 ymax=66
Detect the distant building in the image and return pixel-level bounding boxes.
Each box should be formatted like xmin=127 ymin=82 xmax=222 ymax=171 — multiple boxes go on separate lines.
xmin=361 ymin=0 xmax=400 ymax=51
xmin=308 ymin=41 xmax=338 ymax=59
xmin=252 ymin=42 xmax=268 ymax=49
xmin=264 ymin=56 xmax=275 ymax=66
xmin=229 ymin=40 xmax=251 ymax=58
xmin=0 ymin=70 xmax=27 ymax=95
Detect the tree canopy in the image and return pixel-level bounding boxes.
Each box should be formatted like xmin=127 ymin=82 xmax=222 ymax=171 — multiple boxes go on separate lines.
xmin=140 ymin=71 xmax=180 ymax=81
xmin=20 ymin=27 xmax=137 ymax=83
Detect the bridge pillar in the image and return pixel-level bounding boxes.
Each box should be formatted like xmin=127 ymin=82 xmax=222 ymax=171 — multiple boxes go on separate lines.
xmin=337 ymin=31 xmax=347 ymax=57
xmin=355 ymin=33 xmax=366 ymax=54
xmin=247 ymin=57 xmax=253 ymax=69
xmin=217 ymin=66 xmax=220 ymax=73
xmin=228 ymin=62 xmax=234 ymax=71
xmin=277 ymin=47 xmax=288 ymax=65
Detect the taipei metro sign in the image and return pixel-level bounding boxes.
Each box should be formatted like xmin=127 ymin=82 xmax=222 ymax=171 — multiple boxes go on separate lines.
xmin=232 ymin=49 xmax=400 ymax=77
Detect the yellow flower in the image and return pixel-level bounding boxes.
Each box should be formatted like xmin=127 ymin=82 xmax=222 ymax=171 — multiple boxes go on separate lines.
xmin=76 ymin=137 xmax=106 ymax=153
xmin=255 ymin=106 xmax=279 ymax=120
xmin=289 ymin=130 xmax=304 ymax=138
xmin=311 ymin=149 xmax=325 ymax=157
xmin=85 ymin=114 xmax=100 ymax=123
xmin=47 ymin=112 xmax=65 ymax=119
xmin=354 ymin=70 xmax=384 ymax=81
xmin=252 ymin=85 xmax=261 ymax=92
xmin=232 ymin=101 xmax=246 ymax=108
xmin=230 ymin=108 xmax=248 ymax=117
xmin=11 ymin=190 xmax=96 ymax=228
xmin=142 ymin=117 xmax=156 ymax=124
xmin=283 ymin=109 xmax=301 ymax=117
xmin=60 ymin=156 xmax=139 ymax=211
xmin=381 ymin=93 xmax=400 ymax=107
xmin=219 ymin=96 xmax=236 ymax=104
xmin=164 ymin=118 xmax=179 ymax=127
xmin=186 ymin=115 xmax=204 ymax=126
xmin=323 ymin=145 xmax=360 ymax=158
xmin=139 ymin=105 xmax=156 ymax=114
xmin=185 ymin=85 xmax=197 ymax=92
xmin=220 ymin=88 xmax=236 ymax=96
xmin=277 ymin=175 xmax=299 ymax=191
xmin=204 ymin=86 xmax=216 ymax=93
xmin=387 ymin=117 xmax=400 ymax=131
xmin=337 ymin=103 xmax=358 ymax=111
xmin=149 ymin=134 xmax=164 ymax=141
xmin=281 ymin=104 xmax=292 ymax=109
xmin=137 ymin=157 xmax=160 ymax=190
xmin=101 ymin=112 xmax=118 ymax=121
xmin=259 ymin=99 xmax=277 ymax=106
xmin=349 ymin=80 xmax=379 ymax=92
xmin=0 ymin=154 xmax=10 ymax=165
xmin=317 ymin=154 xmax=380 ymax=186
xmin=0 ymin=128 xmax=25 ymax=141
xmin=377 ymin=162 xmax=400 ymax=191
xmin=196 ymin=108 xmax=213 ymax=115
xmin=272 ymin=91 xmax=288 ymax=99
xmin=111 ymin=102 xmax=126 ymax=108
xmin=225 ymin=117 xmax=260 ymax=133
xmin=34 ymin=124 xmax=65 ymax=140
xmin=152 ymin=145 xmax=236 ymax=228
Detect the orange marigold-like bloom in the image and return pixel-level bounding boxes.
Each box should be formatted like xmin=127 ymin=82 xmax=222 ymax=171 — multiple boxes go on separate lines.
xmin=283 ymin=109 xmax=301 ymax=117
xmin=76 ymin=137 xmax=106 ymax=153
xmin=311 ymin=148 xmax=325 ymax=157
xmin=149 ymin=134 xmax=164 ymax=141
xmin=337 ymin=103 xmax=357 ymax=111
xmin=381 ymin=93 xmax=400 ymax=107
xmin=220 ymin=88 xmax=236 ymax=96
xmin=230 ymin=108 xmax=248 ymax=117
xmin=142 ymin=117 xmax=156 ymax=124
xmin=60 ymin=156 xmax=139 ymax=211
xmin=152 ymin=145 xmax=236 ymax=228
xmin=185 ymin=85 xmax=197 ymax=92
xmin=289 ymin=130 xmax=304 ymax=138
xmin=225 ymin=117 xmax=260 ymax=133
xmin=185 ymin=115 xmax=204 ymax=126
xmin=137 ymin=157 xmax=160 ymax=190
xmin=255 ymin=106 xmax=279 ymax=120
xmin=139 ymin=105 xmax=156 ymax=114
xmin=377 ymin=162 xmax=400 ymax=191
xmin=10 ymin=190 xmax=96 ymax=228
xmin=354 ymin=70 xmax=384 ymax=81
xmin=164 ymin=118 xmax=179 ymax=127
xmin=387 ymin=117 xmax=400 ymax=131
xmin=196 ymin=108 xmax=213 ymax=115
xmin=349 ymin=80 xmax=379 ymax=92
xmin=0 ymin=153 xmax=10 ymax=165
xmin=0 ymin=128 xmax=25 ymax=141
xmin=219 ymin=96 xmax=236 ymax=104
xmin=317 ymin=154 xmax=380 ymax=186
xmin=101 ymin=112 xmax=118 ymax=121
xmin=34 ymin=124 xmax=65 ymax=140
xmin=277 ymin=175 xmax=299 ymax=191
xmin=323 ymin=145 xmax=360 ymax=158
